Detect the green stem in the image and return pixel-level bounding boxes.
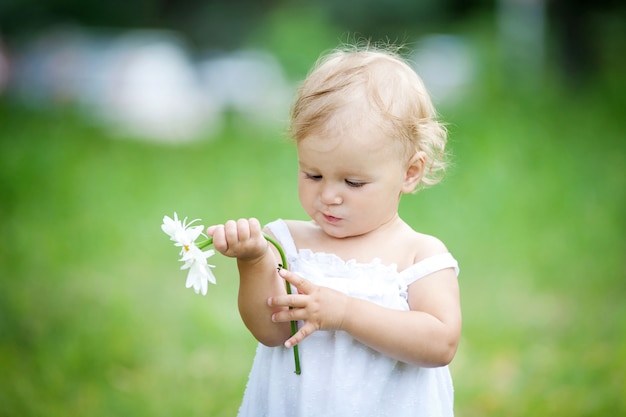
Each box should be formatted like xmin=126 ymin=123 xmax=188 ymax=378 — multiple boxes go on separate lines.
xmin=196 ymin=238 xmax=212 ymax=250
xmin=197 ymin=235 xmax=302 ymax=375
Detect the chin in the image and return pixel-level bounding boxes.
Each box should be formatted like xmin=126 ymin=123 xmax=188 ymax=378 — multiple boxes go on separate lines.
xmin=318 ymin=224 xmax=350 ymax=239
xmin=325 ymin=231 xmax=350 ymax=239
xmin=321 ymin=224 xmax=363 ymax=239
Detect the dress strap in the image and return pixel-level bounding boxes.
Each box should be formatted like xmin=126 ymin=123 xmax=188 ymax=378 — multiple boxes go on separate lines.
xmin=265 ymin=219 xmax=298 ymax=262
xmin=401 ymin=253 xmax=459 ymax=286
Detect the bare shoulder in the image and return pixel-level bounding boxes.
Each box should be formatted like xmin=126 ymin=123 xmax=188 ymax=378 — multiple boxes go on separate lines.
xmin=404 ymin=227 xmax=450 ymax=263
xmin=379 ymin=221 xmax=450 ymax=269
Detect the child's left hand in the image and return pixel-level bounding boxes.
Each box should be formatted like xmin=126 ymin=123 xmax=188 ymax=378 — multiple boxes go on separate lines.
xmin=269 ymin=268 xmax=349 ymax=348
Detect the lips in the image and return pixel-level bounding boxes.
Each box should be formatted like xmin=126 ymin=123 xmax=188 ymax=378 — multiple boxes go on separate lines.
xmin=323 ymin=213 xmax=341 ymax=223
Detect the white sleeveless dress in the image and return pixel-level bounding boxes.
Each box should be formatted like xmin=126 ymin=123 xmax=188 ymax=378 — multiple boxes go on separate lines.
xmin=237 ymin=219 xmax=459 ymax=417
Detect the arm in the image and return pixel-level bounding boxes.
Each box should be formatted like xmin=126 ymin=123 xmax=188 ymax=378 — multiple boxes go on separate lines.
xmin=207 ymin=218 xmax=292 ymax=346
xmin=271 ymin=267 xmax=461 ymax=367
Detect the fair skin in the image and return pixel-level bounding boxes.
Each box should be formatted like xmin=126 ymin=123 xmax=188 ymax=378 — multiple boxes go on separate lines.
xmin=207 ymin=127 xmax=461 ymax=368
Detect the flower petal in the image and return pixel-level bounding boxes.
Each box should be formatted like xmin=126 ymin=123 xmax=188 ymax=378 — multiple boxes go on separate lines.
xmin=161 ymin=215 xmax=179 ymax=238
xmin=164 ymin=213 xmax=216 ymax=295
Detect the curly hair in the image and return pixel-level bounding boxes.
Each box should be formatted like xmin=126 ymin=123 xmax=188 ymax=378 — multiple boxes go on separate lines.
xmin=289 ymin=44 xmax=449 ymax=188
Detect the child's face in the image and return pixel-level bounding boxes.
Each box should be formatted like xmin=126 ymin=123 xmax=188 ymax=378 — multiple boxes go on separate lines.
xmin=297 ymin=128 xmax=414 ymax=239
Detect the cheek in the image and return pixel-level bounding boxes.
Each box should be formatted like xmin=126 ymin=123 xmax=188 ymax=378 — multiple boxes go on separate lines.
xmin=360 ymin=188 xmax=397 ymax=213
xmin=297 ymin=180 xmax=314 ymax=207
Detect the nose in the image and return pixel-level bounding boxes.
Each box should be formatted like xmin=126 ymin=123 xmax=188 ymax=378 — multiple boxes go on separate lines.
xmin=319 ymin=182 xmax=342 ymax=205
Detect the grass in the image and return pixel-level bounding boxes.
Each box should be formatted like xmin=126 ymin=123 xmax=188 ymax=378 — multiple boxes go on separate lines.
xmin=1 ymin=42 xmax=625 ymax=416
xmin=0 ymin=108 xmax=300 ymax=416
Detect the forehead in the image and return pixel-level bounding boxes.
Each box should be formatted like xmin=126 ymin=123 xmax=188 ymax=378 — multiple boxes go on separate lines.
xmin=297 ymin=129 xmax=402 ymax=173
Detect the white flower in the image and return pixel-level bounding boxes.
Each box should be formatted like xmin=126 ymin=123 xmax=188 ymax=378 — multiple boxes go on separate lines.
xmin=180 ymin=245 xmax=216 ymax=295
xmin=161 ymin=212 xmax=185 ymax=240
xmin=162 ymin=212 xmax=216 ymax=295
xmin=161 ymin=212 xmax=203 ymax=251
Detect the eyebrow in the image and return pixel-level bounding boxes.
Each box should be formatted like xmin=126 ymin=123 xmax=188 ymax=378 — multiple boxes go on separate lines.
xmin=299 ymin=163 xmax=371 ymax=181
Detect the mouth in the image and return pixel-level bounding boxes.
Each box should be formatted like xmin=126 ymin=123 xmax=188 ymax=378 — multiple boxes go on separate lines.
xmin=322 ymin=213 xmax=342 ymax=224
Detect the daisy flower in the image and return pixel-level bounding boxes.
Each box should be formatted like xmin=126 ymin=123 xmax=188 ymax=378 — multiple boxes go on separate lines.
xmin=161 ymin=213 xmax=216 ymax=295
xmin=161 ymin=212 xmax=301 ymax=374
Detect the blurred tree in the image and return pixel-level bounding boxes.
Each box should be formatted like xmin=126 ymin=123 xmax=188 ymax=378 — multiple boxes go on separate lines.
xmin=312 ymin=0 xmax=496 ymax=41
xmin=158 ymin=0 xmax=280 ymax=49
xmin=0 ymin=0 xmax=278 ymax=49
xmin=1 ymin=0 xmax=492 ymax=47
xmin=1 ymin=0 xmax=623 ymax=86
xmin=0 ymin=0 xmax=161 ymax=35
xmin=548 ymin=0 xmax=625 ymax=86
xmin=244 ymin=5 xmax=340 ymax=79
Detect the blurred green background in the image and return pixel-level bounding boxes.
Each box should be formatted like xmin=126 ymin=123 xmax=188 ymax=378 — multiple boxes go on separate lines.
xmin=1 ymin=1 xmax=625 ymax=416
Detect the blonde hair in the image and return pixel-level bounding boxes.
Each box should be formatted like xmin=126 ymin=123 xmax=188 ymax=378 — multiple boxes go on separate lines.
xmin=289 ymin=44 xmax=448 ymax=187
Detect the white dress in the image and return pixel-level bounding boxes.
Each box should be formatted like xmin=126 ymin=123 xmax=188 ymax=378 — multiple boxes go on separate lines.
xmin=237 ymin=219 xmax=460 ymax=417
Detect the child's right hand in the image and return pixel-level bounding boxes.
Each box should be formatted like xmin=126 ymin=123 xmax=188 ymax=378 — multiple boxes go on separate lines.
xmin=206 ymin=218 xmax=268 ymax=261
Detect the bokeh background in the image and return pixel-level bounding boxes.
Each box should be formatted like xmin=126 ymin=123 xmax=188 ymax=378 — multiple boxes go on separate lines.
xmin=1 ymin=1 xmax=624 ymax=416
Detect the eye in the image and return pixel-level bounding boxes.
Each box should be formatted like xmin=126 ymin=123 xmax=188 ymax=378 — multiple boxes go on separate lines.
xmin=345 ymin=179 xmax=366 ymax=188
xmin=305 ymin=173 xmax=322 ymax=181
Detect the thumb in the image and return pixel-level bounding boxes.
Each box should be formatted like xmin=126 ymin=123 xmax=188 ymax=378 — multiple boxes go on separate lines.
xmin=206 ymin=225 xmax=222 ymax=236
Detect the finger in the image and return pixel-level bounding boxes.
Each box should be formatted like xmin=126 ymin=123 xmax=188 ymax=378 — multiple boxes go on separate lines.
xmin=284 ymin=324 xmax=314 ymax=348
xmin=208 ymin=225 xmax=227 ymax=251
xmin=223 ymin=219 xmax=239 ymax=244
xmin=271 ymin=306 xmax=307 ymax=323
xmin=278 ymin=268 xmax=312 ymax=295
xmin=248 ymin=217 xmax=262 ymax=237
xmin=268 ymin=293 xmax=307 ymax=309
xmin=206 ymin=224 xmax=227 ymax=238
xmin=236 ymin=218 xmax=250 ymax=241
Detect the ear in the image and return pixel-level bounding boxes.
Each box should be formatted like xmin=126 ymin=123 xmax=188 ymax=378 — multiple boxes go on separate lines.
xmin=401 ymin=151 xmax=426 ymax=193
